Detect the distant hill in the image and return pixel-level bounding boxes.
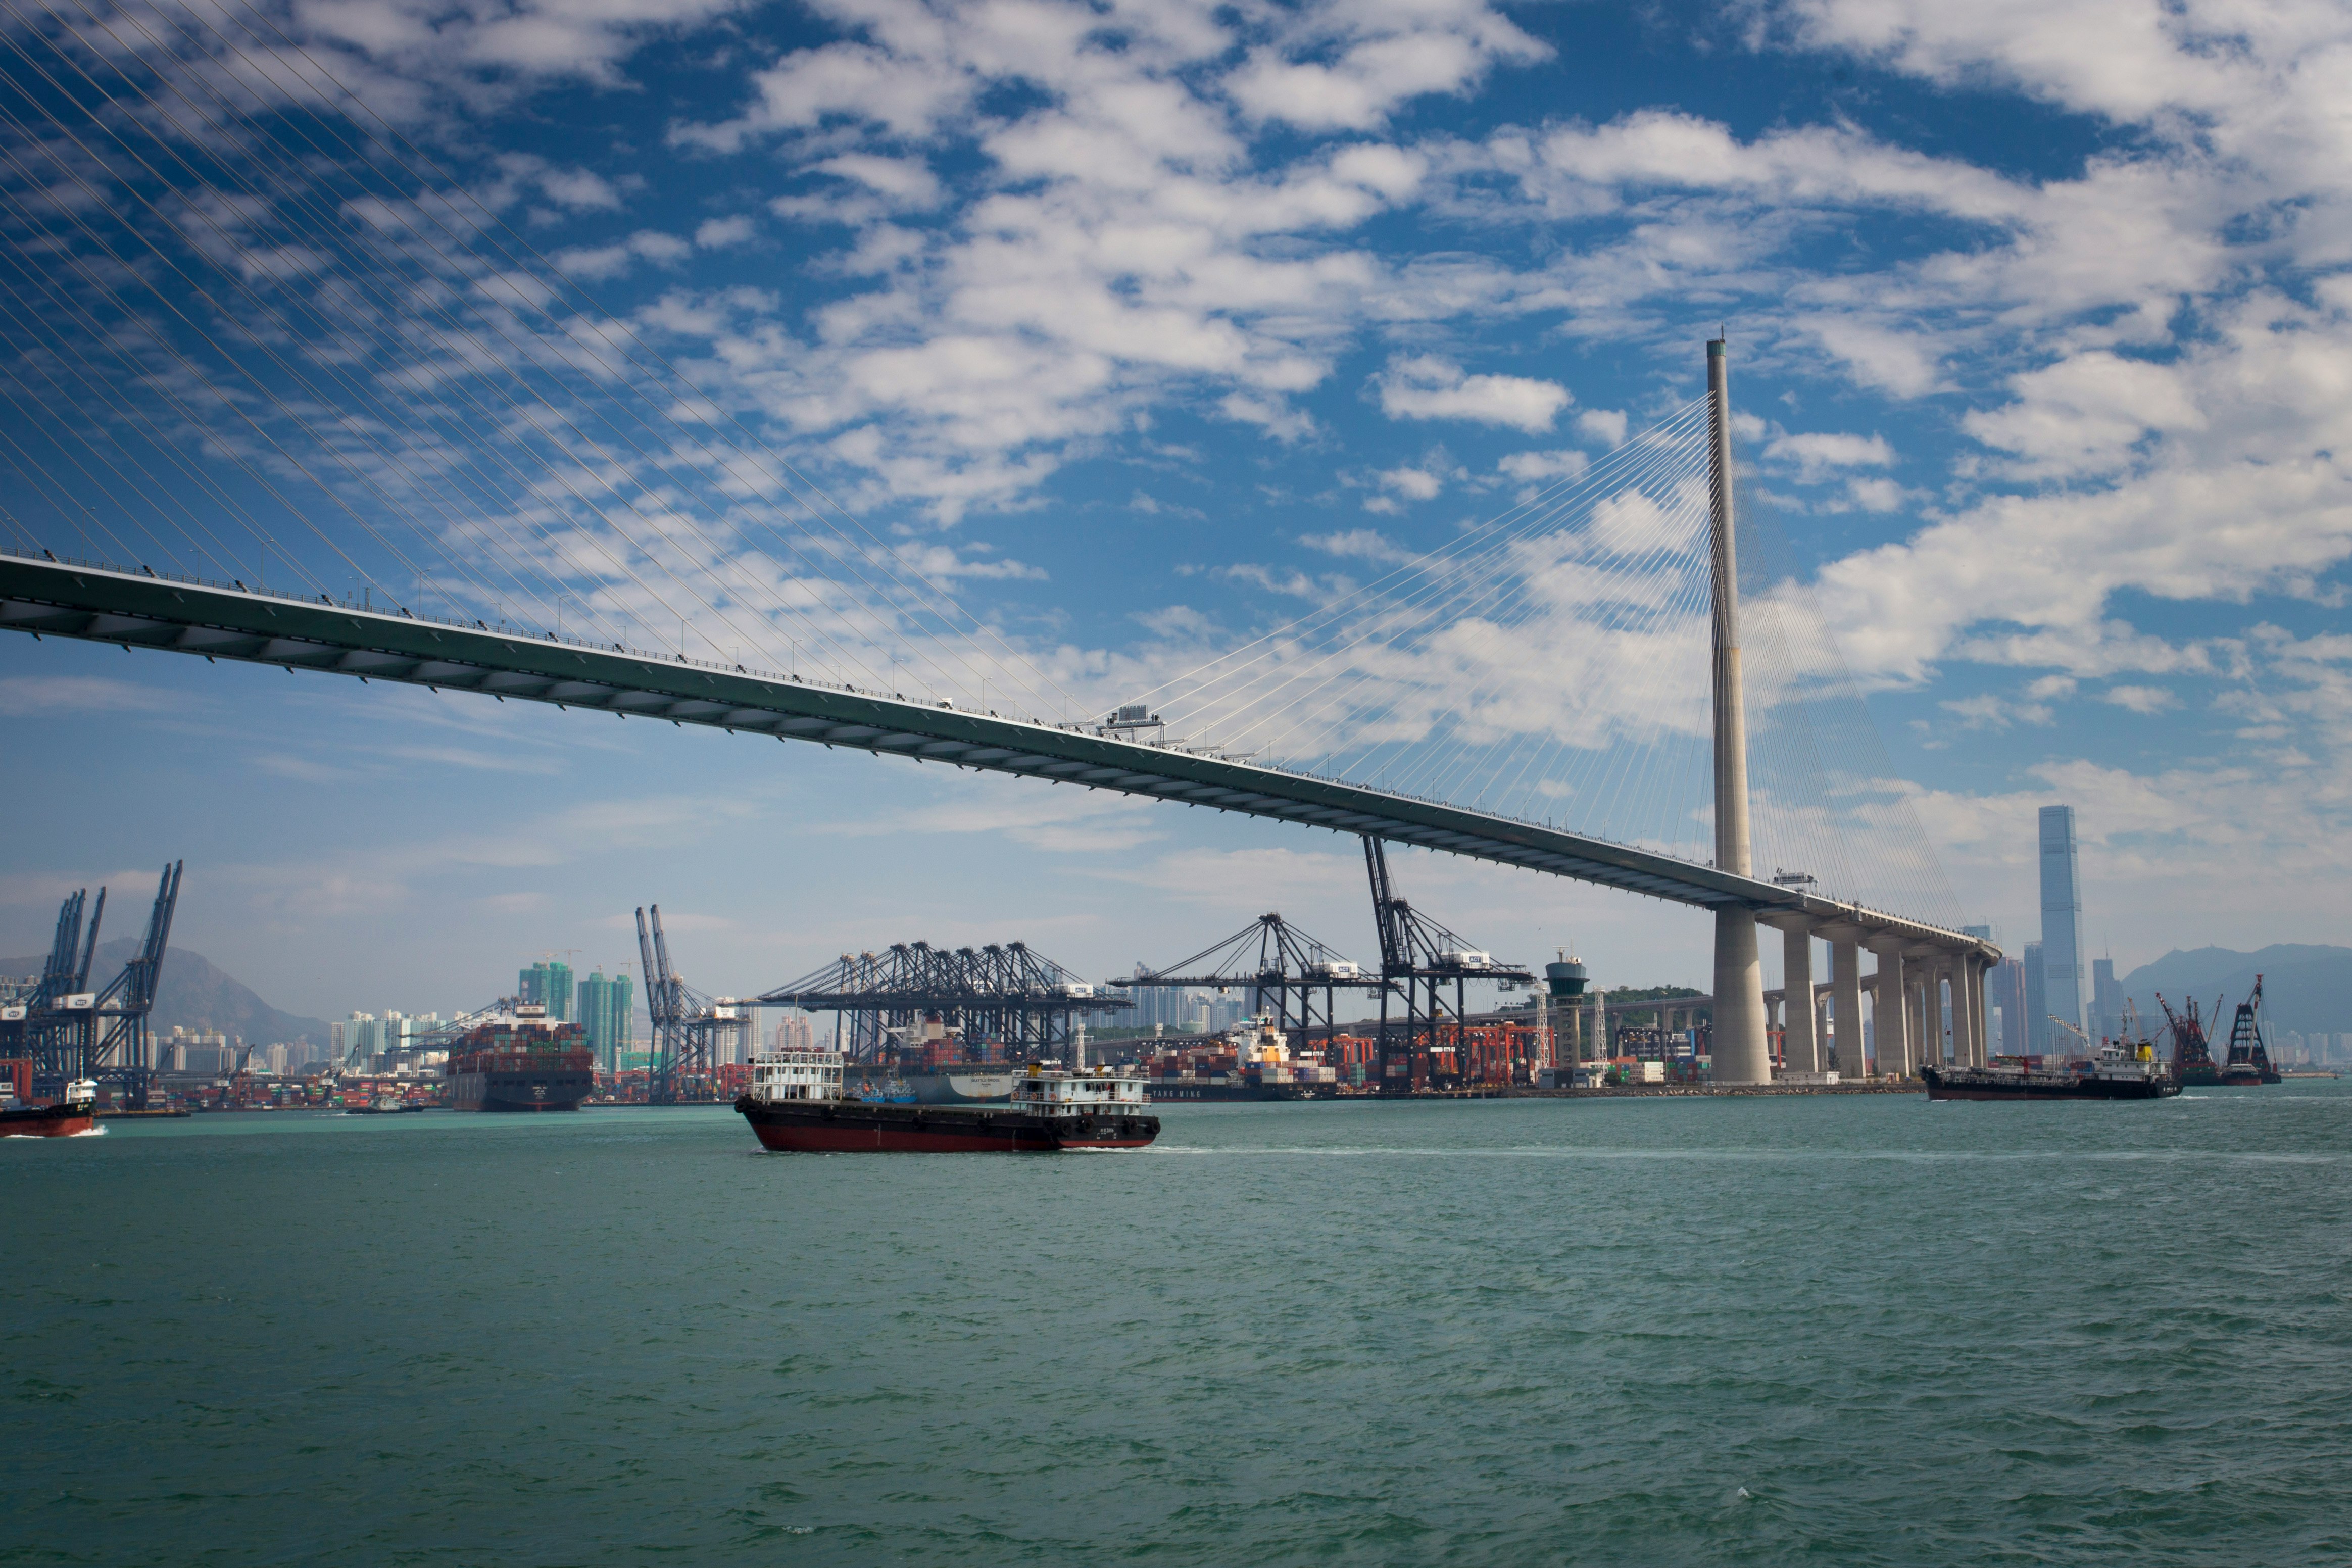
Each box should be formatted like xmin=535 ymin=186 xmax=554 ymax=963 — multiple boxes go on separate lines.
xmin=0 ymin=937 xmax=332 ymax=1045
xmin=2118 ymin=945 xmax=2352 ymax=1034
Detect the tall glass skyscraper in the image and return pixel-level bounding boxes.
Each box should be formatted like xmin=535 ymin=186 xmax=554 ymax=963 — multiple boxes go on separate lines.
xmin=2038 ymin=806 xmax=2085 ymax=1051
xmin=576 ymin=969 xmax=633 ymax=1075
xmin=519 ymin=959 xmax=576 ymax=1022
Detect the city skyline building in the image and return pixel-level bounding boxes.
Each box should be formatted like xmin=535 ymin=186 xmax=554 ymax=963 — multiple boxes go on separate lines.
xmin=576 ymin=968 xmax=633 ymax=1076
xmin=2024 ymin=941 xmax=2048 ymax=1057
xmin=2038 ymin=806 xmax=2086 ymax=1053
xmin=2091 ymin=958 xmax=2123 ymax=1045
xmin=519 ymin=959 xmax=576 ymax=1023
xmin=1987 ymin=956 xmax=2028 ymax=1054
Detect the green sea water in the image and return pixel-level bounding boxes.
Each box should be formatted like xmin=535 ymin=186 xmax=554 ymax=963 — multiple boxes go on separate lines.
xmin=5 ymin=1087 xmax=2348 ymax=1566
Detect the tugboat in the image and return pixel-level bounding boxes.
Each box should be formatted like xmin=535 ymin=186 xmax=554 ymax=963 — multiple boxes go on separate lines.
xmin=346 ymin=1092 xmax=427 ymax=1115
xmin=737 ymin=1048 xmax=1158 ymax=1152
xmin=0 ymin=1072 xmax=102 ymax=1138
xmin=1924 ymin=1038 xmax=2180 ymax=1101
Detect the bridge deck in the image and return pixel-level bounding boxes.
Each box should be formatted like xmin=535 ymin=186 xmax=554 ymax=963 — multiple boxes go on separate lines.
xmin=0 ymin=555 xmax=1990 ymax=959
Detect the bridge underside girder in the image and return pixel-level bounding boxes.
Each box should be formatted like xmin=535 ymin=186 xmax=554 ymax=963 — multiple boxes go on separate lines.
xmin=0 ymin=555 xmax=1995 ymax=963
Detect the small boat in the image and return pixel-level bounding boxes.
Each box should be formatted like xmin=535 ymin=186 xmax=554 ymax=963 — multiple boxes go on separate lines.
xmin=1925 ymin=1040 xmax=2180 ymax=1101
xmin=0 ymin=1077 xmax=102 ymax=1138
xmin=346 ymin=1093 xmax=426 ymax=1115
xmin=738 ymin=1049 xmax=1159 ymax=1153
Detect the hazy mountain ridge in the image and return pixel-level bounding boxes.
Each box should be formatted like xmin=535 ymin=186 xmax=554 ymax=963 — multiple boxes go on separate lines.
xmin=0 ymin=938 xmax=332 ymax=1044
xmin=2117 ymin=945 xmax=2352 ymax=1033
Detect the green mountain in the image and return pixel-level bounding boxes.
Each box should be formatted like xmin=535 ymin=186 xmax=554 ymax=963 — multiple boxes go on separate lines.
xmin=2117 ymin=945 xmax=2352 ymax=1034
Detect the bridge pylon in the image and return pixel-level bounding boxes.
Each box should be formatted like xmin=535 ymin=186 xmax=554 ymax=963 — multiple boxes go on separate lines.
xmin=1706 ymin=337 xmax=1770 ymax=1084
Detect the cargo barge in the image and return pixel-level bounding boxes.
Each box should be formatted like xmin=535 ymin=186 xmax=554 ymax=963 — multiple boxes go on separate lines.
xmin=737 ymin=1048 xmax=1157 ymax=1152
xmin=1925 ymin=1040 xmax=2179 ymax=1101
xmin=444 ymin=1003 xmax=593 ymax=1112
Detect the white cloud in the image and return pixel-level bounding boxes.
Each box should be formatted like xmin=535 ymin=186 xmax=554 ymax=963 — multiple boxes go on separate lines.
xmin=1302 ymin=527 xmax=1414 ymax=564
xmin=1376 ymin=465 xmax=1443 ymax=500
xmin=1374 ymin=354 xmax=1570 ymax=431
xmin=694 ymin=215 xmax=756 ymax=248
xmin=1574 ymin=409 xmax=1627 ymax=448
xmin=1497 ymin=448 xmax=1588 ymax=482
xmin=552 ymin=229 xmax=692 ymax=281
xmin=0 ymin=674 xmax=179 ymax=716
xmin=1227 ymin=2 xmax=1551 ymax=131
xmin=1765 ymin=430 xmax=1896 ymax=481
xmin=2103 ymin=684 xmax=2179 ymax=714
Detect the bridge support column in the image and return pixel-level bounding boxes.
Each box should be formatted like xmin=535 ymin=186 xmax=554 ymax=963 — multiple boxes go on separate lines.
xmin=1712 ymin=910 xmax=1769 ymax=1084
xmin=1831 ymin=939 xmax=1865 ymax=1080
xmin=1872 ymin=946 xmax=1910 ymax=1078
xmin=1777 ymin=924 xmax=1819 ymax=1074
xmin=1910 ymin=973 xmax=1931 ymax=1070
xmin=1949 ymin=958 xmax=1972 ymax=1067
xmin=1964 ymin=955 xmax=1988 ymax=1065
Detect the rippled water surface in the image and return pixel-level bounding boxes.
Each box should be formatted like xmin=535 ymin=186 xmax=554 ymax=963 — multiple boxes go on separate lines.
xmin=6 ymin=1087 xmax=2349 ymax=1565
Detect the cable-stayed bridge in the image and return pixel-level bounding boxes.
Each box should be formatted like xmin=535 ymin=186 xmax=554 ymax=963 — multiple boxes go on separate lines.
xmin=0 ymin=0 xmax=1996 ymax=1083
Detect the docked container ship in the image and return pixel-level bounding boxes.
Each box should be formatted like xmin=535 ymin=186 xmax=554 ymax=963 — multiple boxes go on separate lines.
xmin=736 ymin=1048 xmax=1157 ymax=1152
xmin=444 ymin=1004 xmax=593 ymax=1112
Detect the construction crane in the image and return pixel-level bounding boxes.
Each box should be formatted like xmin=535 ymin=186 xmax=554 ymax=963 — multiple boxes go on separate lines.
xmin=2220 ymin=974 xmax=2280 ymax=1084
xmin=1362 ymin=837 xmax=1533 ymax=1090
xmin=1120 ymin=914 xmax=1382 ymax=1059
xmin=2154 ymin=991 xmax=2218 ymax=1080
xmin=635 ymin=905 xmax=747 ymax=1104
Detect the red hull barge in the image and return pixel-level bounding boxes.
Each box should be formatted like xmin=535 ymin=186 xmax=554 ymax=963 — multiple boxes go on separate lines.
xmin=736 ymin=1095 xmax=1156 ymax=1152
xmin=1 ymin=1067 xmax=100 ymax=1137
xmin=0 ymin=1104 xmax=98 ymax=1138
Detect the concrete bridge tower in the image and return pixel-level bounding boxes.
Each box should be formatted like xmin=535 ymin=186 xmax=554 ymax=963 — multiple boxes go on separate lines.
xmin=1706 ymin=338 xmax=1771 ymax=1084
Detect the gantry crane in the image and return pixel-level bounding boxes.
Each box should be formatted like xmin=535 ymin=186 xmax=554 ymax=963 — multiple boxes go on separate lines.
xmin=635 ymin=905 xmax=747 ymax=1103
xmin=1362 ymin=837 xmax=1533 ymax=1090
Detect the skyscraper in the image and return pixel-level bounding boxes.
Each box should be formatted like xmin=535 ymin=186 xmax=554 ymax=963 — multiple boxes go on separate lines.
xmin=576 ymin=969 xmax=633 ymax=1075
xmin=2038 ymin=806 xmax=2085 ymax=1051
xmin=519 ymin=959 xmax=576 ymax=1022
xmin=2090 ymin=958 xmax=2122 ymax=1045
xmin=2023 ymin=941 xmax=2047 ymax=1056
xmin=1988 ymin=956 xmax=2028 ymax=1053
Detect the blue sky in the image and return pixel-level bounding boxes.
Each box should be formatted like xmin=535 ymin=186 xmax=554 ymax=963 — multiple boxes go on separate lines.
xmin=3 ymin=0 xmax=2348 ymax=1023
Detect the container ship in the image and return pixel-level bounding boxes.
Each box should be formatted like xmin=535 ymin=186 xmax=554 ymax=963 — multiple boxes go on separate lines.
xmin=1924 ymin=1039 xmax=2179 ymax=1101
xmin=444 ymin=1003 xmax=593 ymax=1112
xmin=0 ymin=1064 xmax=99 ymax=1137
xmin=736 ymin=1048 xmax=1157 ymax=1152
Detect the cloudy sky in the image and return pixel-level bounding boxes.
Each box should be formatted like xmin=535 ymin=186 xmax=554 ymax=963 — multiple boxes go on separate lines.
xmin=2 ymin=0 xmax=2347 ymax=1023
